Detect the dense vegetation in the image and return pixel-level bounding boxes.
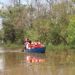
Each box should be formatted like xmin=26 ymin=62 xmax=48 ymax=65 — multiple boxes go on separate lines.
xmin=0 ymin=0 xmax=75 ymax=49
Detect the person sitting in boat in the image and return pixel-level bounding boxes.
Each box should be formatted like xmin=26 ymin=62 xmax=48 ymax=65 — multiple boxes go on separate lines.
xmin=35 ymin=41 xmax=44 ymax=48
xmin=24 ymin=38 xmax=32 ymax=49
xmin=31 ymin=40 xmax=44 ymax=48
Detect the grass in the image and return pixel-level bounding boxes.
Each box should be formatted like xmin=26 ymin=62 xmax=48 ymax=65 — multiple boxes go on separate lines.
xmin=1 ymin=42 xmax=75 ymax=51
xmin=2 ymin=43 xmax=23 ymax=50
xmin=46 ymin=43 xmax=70 ymax=52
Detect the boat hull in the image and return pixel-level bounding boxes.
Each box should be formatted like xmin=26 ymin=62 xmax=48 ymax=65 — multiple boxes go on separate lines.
xmin=24 ymin=47 xmax=45 ymax=53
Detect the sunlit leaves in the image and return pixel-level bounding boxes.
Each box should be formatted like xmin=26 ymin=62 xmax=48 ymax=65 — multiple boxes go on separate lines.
xmin=67 ymin=15 xmax=75 ymax=45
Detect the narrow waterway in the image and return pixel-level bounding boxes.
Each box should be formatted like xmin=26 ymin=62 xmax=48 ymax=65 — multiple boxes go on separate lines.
xmin=0 ymin=48 xmax=75 ymax=75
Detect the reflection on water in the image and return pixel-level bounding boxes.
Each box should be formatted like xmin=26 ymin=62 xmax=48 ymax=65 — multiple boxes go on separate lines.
xmin=25 ymin=55 xmax=46 ymax=63
xmin=0 ymin=49 xmax=75 ymax=75
xmin=0 ymin=54 xmax=5 ymax=71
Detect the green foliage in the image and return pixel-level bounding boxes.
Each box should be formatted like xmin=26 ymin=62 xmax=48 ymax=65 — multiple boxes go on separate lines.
xmin=24 ymin=29 xmax=39 ymax=41
xmin=67 ymin=15 xmax=75 ymax=45
xmin=15 ymin=28 xmax=24 ymax=44
xmin=49 ymin=3 xmax=69 ymax=45
xmin=3 ymin=43 xmax=23 ymax=49
xmin=72 ymin=0 xmax=75 ymax=2
xmin=3 ymin=19 xmax=16 ymax=43
xmin=0 ymin=29 xmax=4 ymax=44
xmin=2 ymin=2 xmax=69 ymax=45
xmin=2 ymin=5 xmax=27 ymax=44
xmin=46 ymin=43 xmax=69 ymax=52
xmin=33 ymin=18 xmax=51 ymax=44
xmin=1 ymin=1 xmax=75 ymax=49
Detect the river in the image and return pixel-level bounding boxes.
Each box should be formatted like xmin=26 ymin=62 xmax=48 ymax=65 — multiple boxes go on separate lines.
xmin=0 ymin=47 xmax=75 ymax=75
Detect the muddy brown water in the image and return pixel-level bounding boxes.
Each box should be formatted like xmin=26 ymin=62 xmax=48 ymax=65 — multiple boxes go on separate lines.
xmin=0 ymin=48 xmax=75 ymax=75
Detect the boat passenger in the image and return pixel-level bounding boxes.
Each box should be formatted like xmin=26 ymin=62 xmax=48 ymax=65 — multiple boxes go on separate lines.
xmin=30 ymin=40 xmax=44 ymax=48
xmin=24 ymin=38 xmax=32 ymax=49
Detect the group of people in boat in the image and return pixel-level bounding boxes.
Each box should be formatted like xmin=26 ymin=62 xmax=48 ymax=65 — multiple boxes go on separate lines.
xmin=24 ymin=38 xmax=44 ymax=50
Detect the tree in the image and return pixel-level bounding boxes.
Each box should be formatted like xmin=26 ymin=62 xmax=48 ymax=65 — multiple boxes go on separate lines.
xmin=10 ymin=0 xmax=21 ymax=6
xmin=3 ymin=5 xmax=28 ymax=44
xmin=67 ymin=15 xmax=75 ymax=45
xmin=48 ymin=2 xmax=69 ymax=45
xmin=0 ymin=0 xmax=71 ymax=46
xmin=72 ymin=0 xmax=75 ymax=2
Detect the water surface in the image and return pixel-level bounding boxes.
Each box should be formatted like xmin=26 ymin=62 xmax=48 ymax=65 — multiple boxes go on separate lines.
xmin=0 ymin=48 xmax=75 ymax=75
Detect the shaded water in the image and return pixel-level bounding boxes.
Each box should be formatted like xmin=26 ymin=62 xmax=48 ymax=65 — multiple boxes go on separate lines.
xmin=0 ymin=48 xmax=75 ymax=75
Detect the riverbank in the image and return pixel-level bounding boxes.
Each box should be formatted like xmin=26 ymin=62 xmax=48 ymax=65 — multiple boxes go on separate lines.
xmin=1 ymin=43 xmax=23 ymax=50
xmin=46 ymin=43 xmax=75 ymax=52
xmin=1 ymin=43 xmax=75 ymax=52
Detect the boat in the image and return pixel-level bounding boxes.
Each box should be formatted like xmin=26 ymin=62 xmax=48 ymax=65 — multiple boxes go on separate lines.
xmin=23 ymin=47 xmax=46 ymax=53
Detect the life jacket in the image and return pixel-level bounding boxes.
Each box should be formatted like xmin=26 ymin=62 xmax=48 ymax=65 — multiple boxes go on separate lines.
xmin=31 ymin=41 xmax=42 ymax=48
